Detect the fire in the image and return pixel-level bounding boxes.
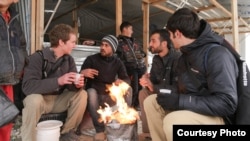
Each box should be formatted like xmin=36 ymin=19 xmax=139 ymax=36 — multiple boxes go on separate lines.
xmin=97 ymin=82 xmax=139 ymax=124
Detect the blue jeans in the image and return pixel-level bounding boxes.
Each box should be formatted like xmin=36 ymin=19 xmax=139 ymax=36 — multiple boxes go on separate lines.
xmin=87 ymin=87 xmax=132 ymax=133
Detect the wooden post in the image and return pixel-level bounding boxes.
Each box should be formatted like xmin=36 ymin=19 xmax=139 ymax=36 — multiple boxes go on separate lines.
xmin=73 ymin=1 xmax=79 ymax=44
xmin=142 ymin=2 xmax=150 ymax=70
xmin=116 ymin=0 xmax=122 ymax=36
xmin=31 ymin=0 xmax=44 ymax=54
xmin=231 ymin=0 xmax=239 ymax=52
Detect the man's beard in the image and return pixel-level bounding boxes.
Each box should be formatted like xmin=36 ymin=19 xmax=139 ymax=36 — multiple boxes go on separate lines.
xmin=149 ymin=46 xmax=161 ymax=54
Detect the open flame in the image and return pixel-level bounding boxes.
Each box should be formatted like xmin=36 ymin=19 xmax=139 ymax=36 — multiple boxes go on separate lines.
xmin=97 ymin=82 xmax=139 ymax=124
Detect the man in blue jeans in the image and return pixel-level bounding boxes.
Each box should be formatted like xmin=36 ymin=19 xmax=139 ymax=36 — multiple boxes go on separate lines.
xmin=80 ymin=35 xmax=132 ymax=141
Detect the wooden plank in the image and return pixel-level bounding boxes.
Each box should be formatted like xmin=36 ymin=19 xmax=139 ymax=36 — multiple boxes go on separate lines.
xmin=73 ymin=1 xmax=79 ymax=44
xmin=30 ymin=0 xmax=44 ymax=54
xmin=231 ymin=0 xmax=239 ymax=51
xmin=38 ymin=0 xmax=44 ymax=51
xmin=142 ymin=2 xmax=150 ymax=70
xmin=194 ymin=5 xmax=216 ymax=13
xmin=30 ymin=0 xmax=36 ymax=54
xmin=142 ymin=0 xmax=165 ymax=4
xmin=116 ymin=0 xmax=122 ymax=36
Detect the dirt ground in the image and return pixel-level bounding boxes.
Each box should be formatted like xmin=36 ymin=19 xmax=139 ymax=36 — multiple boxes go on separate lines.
xmin=11 ymin=111 xmax=151 ymax=141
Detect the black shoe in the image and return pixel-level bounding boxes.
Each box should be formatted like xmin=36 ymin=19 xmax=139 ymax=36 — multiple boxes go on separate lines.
xmin=60 ymin=130 xmax=80 ymax=141
xmin=144 ymin=136 xmax=152 ymax=141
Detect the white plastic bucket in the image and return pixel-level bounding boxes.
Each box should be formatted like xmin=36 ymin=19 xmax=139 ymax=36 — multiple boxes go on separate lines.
xmin=36 ymin=120 xmax=63 ymax=141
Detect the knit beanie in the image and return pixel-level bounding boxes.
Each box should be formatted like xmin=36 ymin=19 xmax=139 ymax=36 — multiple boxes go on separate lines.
xmin=102 ymin=35 xmax=118 ymax=52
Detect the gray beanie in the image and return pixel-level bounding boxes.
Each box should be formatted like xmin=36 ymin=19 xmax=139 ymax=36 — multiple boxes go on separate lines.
xmin=102 ymin=35 xmax=118 ymax=52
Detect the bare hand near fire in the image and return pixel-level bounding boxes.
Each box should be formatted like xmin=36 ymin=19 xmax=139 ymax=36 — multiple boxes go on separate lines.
xmin=58 ymin=72 xmax=80 ymax=86
xmin=80 ymin=68 xmax=98 ymax=79
xmin=114 ymin=79 xmax=123 ymax=86
xmin=139 ymin=73 xmax=153 ymax=92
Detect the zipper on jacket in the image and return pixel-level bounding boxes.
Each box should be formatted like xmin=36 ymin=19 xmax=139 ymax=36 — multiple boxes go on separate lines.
xmin=7 ymin=14 xmax=19 ymax=76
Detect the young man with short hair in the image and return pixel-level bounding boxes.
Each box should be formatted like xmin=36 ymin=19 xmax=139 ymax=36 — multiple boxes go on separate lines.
xmin=21 ymin=24 xmax=87 ymax=141
xmin=145 ymin=8 xmax=238 ymax=141
xmin=139 ymin=29 xmax=181 ymax=138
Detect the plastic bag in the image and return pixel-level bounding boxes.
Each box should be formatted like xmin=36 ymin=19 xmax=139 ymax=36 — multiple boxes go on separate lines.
xmin=0 ymin=88 xmax=19 ymax=127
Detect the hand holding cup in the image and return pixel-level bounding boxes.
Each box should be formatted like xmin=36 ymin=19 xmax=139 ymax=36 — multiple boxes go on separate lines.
xmin=74 ymin=73 xmax=84 ymax=88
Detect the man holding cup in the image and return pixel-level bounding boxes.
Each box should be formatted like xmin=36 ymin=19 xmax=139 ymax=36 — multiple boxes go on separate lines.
xmin=21 ymin=24 xmax=87 ymax=141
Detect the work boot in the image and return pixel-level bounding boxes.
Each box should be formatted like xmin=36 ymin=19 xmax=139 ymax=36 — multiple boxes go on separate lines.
xmin=94 ymin=132 xmax=106 ymax=141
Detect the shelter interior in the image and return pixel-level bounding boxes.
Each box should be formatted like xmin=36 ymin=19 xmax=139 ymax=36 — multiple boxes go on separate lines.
xmin=16 ymin=0 xmax=250 ymax=65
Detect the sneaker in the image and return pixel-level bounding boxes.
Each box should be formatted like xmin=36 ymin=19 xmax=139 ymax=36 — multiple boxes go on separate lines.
xmin=60 ymin=130 xmax=80 ymax=141
xmin=94 ymin=132 xmax=106 ymax=141
xmin=78 ymin=128 xmax=96 ymax=136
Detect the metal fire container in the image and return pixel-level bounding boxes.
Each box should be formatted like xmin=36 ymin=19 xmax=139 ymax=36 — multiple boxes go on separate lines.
xmin=106 ymin=120 xmax=138 ymax=141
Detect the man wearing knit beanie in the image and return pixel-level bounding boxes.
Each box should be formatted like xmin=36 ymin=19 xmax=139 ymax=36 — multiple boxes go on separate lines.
xmin=79 ymin=35 xmax=132 ymax=141
xmin=101 ymin=35 xmax=118 ymax=53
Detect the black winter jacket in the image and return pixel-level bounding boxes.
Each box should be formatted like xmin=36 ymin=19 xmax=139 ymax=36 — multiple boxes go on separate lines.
xmin=177 ymin=20 xmax=238 ymax=124
xmin=80 ymin=53 xmax=130 ymax=95
xmin=150 ymin=48 xmax=181 ymax=93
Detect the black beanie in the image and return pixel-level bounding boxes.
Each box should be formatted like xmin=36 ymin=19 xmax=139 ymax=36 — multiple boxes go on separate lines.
xmin=102 ymin=35 xmax=118 ymax=52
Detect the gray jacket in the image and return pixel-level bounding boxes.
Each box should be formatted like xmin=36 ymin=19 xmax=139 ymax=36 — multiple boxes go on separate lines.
xmin=22 ymin=47 xmax=79 ymax=95
xmin=0 ymin=6 xmax=28 ymax=85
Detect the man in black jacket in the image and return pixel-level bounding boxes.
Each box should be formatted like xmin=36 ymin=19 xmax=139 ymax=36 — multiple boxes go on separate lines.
xmin=144 ymin=8 xmax=238 ymax=141
xmin=139 ymin=29 xmax=181 ymax=138
xmin=80 ymin=35 xmax=132 ymax=141
xmin=116 ymin=21 xmax=147 ymax=108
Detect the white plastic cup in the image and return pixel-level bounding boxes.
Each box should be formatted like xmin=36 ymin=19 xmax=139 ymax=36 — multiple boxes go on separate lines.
xmin=75 ymin=73 xmax=81 ymax=84
xmin=36 ymin=120 xmax=63 ymax=141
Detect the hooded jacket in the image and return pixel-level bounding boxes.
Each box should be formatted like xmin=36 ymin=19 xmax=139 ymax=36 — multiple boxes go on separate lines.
xmin=177 ymin=20 xmax=238 ymax=124
xmin=0 ymin=6 xmax=28 ymax=85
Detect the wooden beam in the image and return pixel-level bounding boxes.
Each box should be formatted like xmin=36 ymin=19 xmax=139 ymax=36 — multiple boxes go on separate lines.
xmin=73 ymin=1 xmax=78 ymax=44
xmin=116 ymin=0 xmax=122 ymax=36
xmin=142 ymin=0 xmax=165 ymax=4
xmin=212 ymin=25 xmax=248 ymax=29
xmin=223 ymin=31 xmax=250 ymax=34
xmin=142 ymin=2 xmax=150 ymax=70
xmin=209 ymin=0 xmax=232 ymax=16
xmin=31 ymin=0 xmax=44 ymax=54
xmin=231 ymin=0 xmax=239 ymax=51
xmin=194 ymin=5 xmax=216 ymax=13
xmin=30 ymin=0 xmax=36 ymax=54
xmin=206 ymin=17 xmax=231 ymax=22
